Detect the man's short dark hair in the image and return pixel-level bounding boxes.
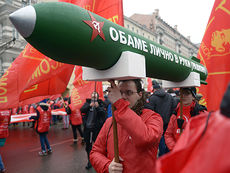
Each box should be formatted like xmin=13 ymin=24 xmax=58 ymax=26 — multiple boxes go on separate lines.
xmin=152 ymin=80 xmax=160 ymax=89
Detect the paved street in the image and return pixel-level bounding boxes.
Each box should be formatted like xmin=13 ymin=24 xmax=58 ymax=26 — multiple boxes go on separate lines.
xmin=1 ymin=123 xmax=96 ymax=173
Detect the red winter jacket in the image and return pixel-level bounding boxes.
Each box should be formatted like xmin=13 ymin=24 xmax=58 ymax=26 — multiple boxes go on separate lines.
xmin=165 ymin=103 xmax=194 ymax=150
xmin=90 ymin=99 xmax=163 ymax=173
xmin=0 ymin=110 xmax=11 ymax=138
xmin=164 ymin=101 xmax=207 ymax=151
xmin=35 ymin=106 xmax=51 ymax=133
xmin=69 ymin=106 xmax=82 ymax=125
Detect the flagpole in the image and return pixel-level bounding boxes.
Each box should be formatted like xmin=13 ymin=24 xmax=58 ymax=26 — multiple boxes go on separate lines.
xmin=112 ymin=105 xmax=119 ymax=163
xmin=94 ymin=81 xmax=97 ymax=93
xmin=179 ymin=89 xmax=183 ymax=135
xmin=120 ymin=0 xmax=124 ymax=27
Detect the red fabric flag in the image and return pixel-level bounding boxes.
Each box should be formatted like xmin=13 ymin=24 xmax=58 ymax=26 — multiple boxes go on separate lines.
xmin=59 ymin=0 xmax=124 ymax=26
xmin=0 ymin=44 xmax=74 ymax=109
xmin=197 ymin=0 xmax=230 ymax=111
xmin=19 ymin=94 xmax=61 ymax=107
xmin=156 ymin=111 xmax=230 ymax=173
xmin=147 ymin=78 xmax=152 ymax=92
xmin=71 ymin=66 xmax=103 ymax=110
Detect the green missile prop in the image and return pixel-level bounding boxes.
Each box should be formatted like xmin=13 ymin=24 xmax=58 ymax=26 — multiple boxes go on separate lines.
xmin=9 ymin=2 xmax=207 ymax=84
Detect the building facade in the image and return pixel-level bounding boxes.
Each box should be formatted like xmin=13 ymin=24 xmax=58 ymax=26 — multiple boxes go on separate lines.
xmin=0 ymin=0 xmax=38 ymax=76
xmin=126 ymin=9 xmax=199 ymax=58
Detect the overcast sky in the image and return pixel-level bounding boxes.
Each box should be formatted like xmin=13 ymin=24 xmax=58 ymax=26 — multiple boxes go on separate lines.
xmin=123 ymin=0 xmax=215 ymax=44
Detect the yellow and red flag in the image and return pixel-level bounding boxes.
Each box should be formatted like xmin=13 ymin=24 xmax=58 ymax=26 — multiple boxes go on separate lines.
xmin=71 ymin=66 xmax=103 ymax=110
xmin=0 ymin=44 xmax=74 ymax=109
xmin=197 ymin=0 xmax=230 ymax=111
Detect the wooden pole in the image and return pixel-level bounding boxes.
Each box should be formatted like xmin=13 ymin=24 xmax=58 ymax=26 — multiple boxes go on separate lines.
xmin=179 ymin=89 xmax=183 ymax=135
xmin=112 ymin=105 xmax=119 ymax=163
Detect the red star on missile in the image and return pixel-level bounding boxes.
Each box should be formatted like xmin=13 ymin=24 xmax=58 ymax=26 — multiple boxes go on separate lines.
xmin=83 ymin=12 xmax=105 ymax=42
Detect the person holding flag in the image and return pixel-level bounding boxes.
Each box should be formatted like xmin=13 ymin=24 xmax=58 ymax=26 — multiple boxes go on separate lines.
xmin=90 ymin=79 xmax=163 ymax=173
xmin=164 ymin=87 xmax=207 ymax=151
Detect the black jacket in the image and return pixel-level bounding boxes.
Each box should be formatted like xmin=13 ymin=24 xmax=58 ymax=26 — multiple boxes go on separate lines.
xmin=220 ymin=83 xmax=230 ymax=118
xmin=190 ymin=103 xmax=207 ymax=117
xmin=149 ymin=89 xmax=177 ymax=131
xmin=80 ymin=99 xmax=106 ymax=130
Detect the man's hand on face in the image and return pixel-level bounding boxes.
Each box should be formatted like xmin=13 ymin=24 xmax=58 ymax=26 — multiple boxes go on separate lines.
xmin=90 ymin=101 xmax=99 ymax=107
xmin=107 ymin=80 xmax=122 ymax=104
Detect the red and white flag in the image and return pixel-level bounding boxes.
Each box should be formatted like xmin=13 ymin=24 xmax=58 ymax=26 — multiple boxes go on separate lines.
xmin=11 ymin=108 xmax=67 ymax=123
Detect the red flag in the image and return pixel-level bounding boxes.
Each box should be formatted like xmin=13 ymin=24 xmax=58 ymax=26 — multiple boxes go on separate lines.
xmin=147 ymin=78 xmax=152 ymax=92
xmin=59 ymin=0 xmax=124 ymax=26
xmin=19 ymin=94 xmax=61 ymax=107
xmin=0 ymin=44 xmax=74 ymax=109
xmin=71 ymin=66 xmax=103 ymax=110
xmin=197 ymin=0 xmax=230 ymax=111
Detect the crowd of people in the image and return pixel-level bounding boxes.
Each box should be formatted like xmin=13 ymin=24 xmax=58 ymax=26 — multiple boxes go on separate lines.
xmin=0 ymin=79 xmax=229 ymax=173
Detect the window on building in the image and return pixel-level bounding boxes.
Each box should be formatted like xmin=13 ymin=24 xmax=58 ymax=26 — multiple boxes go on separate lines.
xmin=12 ymin=28 xmax=19 ymax=39
xmin=6 ymin=0 xmax=12 ymax=4
xmin=16 ymin=31 xmax=19 ymax=39
xmin=12 ymin=28 xmax=16 ymax=39
xmin=12 ymin=57 xmax=16 ymax=62
xmin=0 ymin=24 xmax=2 ymax=40
xmin=21 ymin=0 xmax=32 ymax=7
xmin=176 ymin=44 xmax=181 ymax=54
xmin=159 ymin=39 xmax=163 ymax=45
xmin=136 ymin=29 xmax=138 ymax=33
xmin=132 ymin=27 xmax=134 ymax=31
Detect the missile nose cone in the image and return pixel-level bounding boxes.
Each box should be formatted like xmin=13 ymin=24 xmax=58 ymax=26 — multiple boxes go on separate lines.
xmin=9 ymin=6 xmax=36 ymax=38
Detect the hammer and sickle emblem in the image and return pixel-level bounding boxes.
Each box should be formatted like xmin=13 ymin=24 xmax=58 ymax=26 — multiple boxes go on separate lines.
xmin=92 ymin=21 xmax=100 ymax=33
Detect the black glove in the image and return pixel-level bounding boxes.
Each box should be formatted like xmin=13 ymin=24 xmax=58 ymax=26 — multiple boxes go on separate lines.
xmin=177 ymin=118 xmax=184 ymax=129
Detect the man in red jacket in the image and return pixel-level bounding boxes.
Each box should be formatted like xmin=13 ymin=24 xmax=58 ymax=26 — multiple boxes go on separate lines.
xmin=90 ymin=79 xmax=163 ymax=173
